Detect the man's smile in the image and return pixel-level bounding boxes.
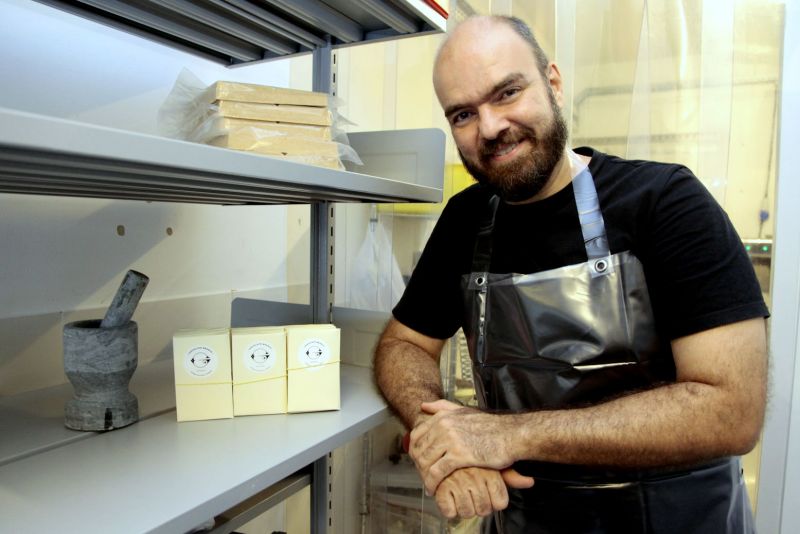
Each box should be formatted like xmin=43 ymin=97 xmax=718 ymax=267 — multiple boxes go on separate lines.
xmin=482 ymin=136 xmax=529 ymax=165
xmin=491 ymin=141 xmax=520 ymax=159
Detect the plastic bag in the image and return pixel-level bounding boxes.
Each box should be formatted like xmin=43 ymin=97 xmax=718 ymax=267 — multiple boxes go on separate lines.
xmin=157 ymin=68 xmax=362 ymax=169
xmin=348 ymin=214 xmax=406 ymax=312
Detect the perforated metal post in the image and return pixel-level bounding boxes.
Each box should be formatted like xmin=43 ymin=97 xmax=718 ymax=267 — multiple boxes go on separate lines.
xmin=309 ymin=40 xmax=336 ymax=534
xmin=310 ymin=38 xmax=336 ymax=327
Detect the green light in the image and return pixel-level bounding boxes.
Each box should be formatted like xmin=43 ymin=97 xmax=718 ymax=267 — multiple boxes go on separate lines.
xmin=745 ymin=245 xmax=751 ymax=251
xmin=762 ymin=245 xmax=769 ymax=252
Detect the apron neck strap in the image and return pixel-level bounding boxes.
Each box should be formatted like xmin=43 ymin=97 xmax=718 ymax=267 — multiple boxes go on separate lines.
xmin=471 ymin=194 xmax=500 ymax=274
xmin=469 ymin=166 xmax=610 ymax=273
xmin=573 ymin=167 xmax=610 ymax=259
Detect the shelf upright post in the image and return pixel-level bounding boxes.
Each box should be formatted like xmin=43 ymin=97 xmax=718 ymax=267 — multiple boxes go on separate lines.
xmin=310 ymin=36 xmax=335 ymax=328
xmin=310 ymin=36 xmax=336 ymax=534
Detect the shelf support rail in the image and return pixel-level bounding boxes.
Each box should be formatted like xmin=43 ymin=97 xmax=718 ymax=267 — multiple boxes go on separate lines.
xmin=310 ymin=37 xmax=336 ymax=328
xmin=310 ymin=39 xmax=336 ymax=534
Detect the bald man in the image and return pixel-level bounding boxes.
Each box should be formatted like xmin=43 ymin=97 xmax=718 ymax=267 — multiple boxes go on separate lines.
xmin=374 ymin=15 xmax=768 ymax=533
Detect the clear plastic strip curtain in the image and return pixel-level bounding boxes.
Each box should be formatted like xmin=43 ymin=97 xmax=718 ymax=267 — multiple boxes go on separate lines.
xmin=548 ymin=0 xmax=783 ymax=241
xmin=541 ymin=0 xmax=784 ymax=512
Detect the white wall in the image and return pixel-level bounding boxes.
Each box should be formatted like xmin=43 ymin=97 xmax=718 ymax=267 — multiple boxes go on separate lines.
xmin=756 ymin=1 xmax=800 ymax=532
xmin=0 ymin=0 xmax=301 ymax=394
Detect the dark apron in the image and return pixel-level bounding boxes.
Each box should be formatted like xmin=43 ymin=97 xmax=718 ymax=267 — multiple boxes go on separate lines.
xmin=461 ymin=164 xmax=754 ymax=533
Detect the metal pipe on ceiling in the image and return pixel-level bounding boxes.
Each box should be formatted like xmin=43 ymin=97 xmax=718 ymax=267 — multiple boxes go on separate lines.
xmin=349 ymin=0 xmax=418 ymax=34
xmin=77 ymin=0 xmax=262 ymax=61
xmin=217 ymin=0 xmax=327 ymax=50
xmin=259 ymin=0 xmax=363 ymax=43
xmin=151 ymin=0 xmax=298 ymax=55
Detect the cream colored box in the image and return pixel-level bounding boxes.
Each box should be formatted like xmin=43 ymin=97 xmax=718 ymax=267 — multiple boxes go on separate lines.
xmin=203 ymin=81 xmax=329 ymax=107
xmin=231 ymin=326 xmax=287 ymax=416
xmin=217 ymin=101 xmax=332 ymax=126
xmin=209 ymin=134 xmax=340 ymax=158
xmin=202 ymin=117 xmax=333 ymax=141
xmin=286 ymin=324 xmax=340 ymax=413
xmin=172 ymin=328 xmax=233 ymax=422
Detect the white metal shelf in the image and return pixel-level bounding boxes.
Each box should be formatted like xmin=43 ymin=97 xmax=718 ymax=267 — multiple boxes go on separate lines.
xmin=0 ymin=107 xmax=445 ymax=205
xmin=0 ymin=360 xmax=176 ymax=467
xmin=1 ymin=2 xmax=444 ymax=530
xmin=0 ymin=362 xmax=389 ymax=534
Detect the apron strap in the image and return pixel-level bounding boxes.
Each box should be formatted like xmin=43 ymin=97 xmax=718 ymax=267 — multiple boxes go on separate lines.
xmin=470 ymin=194 xmax=500 ymax=275
xmin=469 ymin=163 xmax=612 ymax=277
xmin=573 ymin=167 xmax=611 ymax=259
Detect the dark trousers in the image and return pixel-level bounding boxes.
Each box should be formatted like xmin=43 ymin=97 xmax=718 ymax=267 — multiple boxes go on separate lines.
xmin=484 ymin=458 xmax=754 ymax=534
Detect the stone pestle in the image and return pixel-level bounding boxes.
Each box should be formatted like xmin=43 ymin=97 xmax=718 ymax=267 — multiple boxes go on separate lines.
xmin=100 ymin=270 xmax=150 ymax=328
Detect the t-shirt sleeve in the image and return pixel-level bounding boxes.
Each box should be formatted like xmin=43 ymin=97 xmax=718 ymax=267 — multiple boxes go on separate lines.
xmin=642 ymin=166 xmax=769 ymax=340
xmin=392 ymin=194 xmax=473 ymax=339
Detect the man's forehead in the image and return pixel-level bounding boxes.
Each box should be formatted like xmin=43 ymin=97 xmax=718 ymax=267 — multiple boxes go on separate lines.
xmin=437 ymin=17 xmax=515 ymax=62
xmin=434 ymin=21 xmax=540 ymax=108
xmin=435 ymin=19 xmax=538 ymax=80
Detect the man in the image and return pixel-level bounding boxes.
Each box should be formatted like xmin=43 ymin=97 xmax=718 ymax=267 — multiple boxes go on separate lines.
xmin=373 ymin=15 xmax=769 ymax=533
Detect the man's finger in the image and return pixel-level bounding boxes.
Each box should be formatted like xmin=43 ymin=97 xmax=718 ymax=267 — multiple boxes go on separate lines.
xmin=500 ymin=468 xmax=535 ymax=489
xmin=452 ymin=484 xmax=477 ymax=519
xmin=470 ymin=476 xmax=497 ymax=517
xmin=434 ymin=488 xmax=458 ymax=519
xmin=420 ymin=398 xmax=461 ymax=414
xmin=433 ymin=467 xmax=510 ymax=519
xmin=424 ymin=454 xmax=459 ymax=495
xmin=485 ymin=470 xmax=510 ymax=512
xmin=409 ymin=435 xmax=445 ymax=484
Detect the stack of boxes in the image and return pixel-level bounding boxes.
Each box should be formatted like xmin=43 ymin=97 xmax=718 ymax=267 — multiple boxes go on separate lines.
xmin=173 ymin=328 xmax=233 ymax=422
xmin=231 ymin=326 xmax=286 ymax=416
xmin=192 ymin=81 xmax=341 ymax=169
xmin=286 ymin=324 xmax=340 ymax=413
xmin=172 ymin=324 xmax=340 ymax=422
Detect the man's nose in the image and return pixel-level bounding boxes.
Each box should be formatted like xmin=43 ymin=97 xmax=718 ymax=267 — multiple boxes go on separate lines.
xmin=478 ymin=107 xmax=510 ymax=141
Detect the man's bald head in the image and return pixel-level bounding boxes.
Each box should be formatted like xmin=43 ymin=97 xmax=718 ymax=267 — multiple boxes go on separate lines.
xmin=433 ymin=16 xmax=550 ymax=95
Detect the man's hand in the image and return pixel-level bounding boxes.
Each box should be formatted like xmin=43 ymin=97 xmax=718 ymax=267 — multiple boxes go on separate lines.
xmin=433 ymin=466 xmax=534 ymax=519
xmin=410 ymin=399 xmax=524 ymax=495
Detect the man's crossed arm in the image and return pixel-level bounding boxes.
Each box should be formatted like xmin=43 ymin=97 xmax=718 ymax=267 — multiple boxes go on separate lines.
xmin=374 ymin=318 xmax=533 ymax=518
xmin=375 ymin=316 xmax=766 ymax=516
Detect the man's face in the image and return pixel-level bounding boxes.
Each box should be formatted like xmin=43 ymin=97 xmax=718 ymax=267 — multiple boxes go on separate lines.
xmin=434 ymin=21 xmax=569 ymax=202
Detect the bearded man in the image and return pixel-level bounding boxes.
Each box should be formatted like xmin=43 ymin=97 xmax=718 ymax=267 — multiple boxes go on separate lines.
xmin=373 ymin=14 xmax=768 ymax=534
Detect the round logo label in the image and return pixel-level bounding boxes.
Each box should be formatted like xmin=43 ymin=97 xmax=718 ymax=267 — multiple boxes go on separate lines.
xmin=244 ymin=342 xmax=275 ymax=373
xmin=184 ymin=346 xmax=218 ymax=377
xmin=299 ymin=338 xmax=330 ymax=367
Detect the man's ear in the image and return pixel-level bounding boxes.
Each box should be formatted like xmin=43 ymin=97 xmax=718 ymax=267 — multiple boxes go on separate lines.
xmin=547 ymin=62 xmax=564 ymax=108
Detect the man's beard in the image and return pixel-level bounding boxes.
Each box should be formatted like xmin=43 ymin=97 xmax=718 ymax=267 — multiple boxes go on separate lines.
xmin=458 ymin=95 xmax=569 ymax=203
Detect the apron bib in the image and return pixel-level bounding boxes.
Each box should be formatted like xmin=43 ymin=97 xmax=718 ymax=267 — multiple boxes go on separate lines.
xmin=461 ymin=164 xmax=754 ymax=533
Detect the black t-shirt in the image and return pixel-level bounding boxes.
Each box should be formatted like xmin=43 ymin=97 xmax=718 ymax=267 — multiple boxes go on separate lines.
xmin=393 ymin=147 xmax=768 ymax=341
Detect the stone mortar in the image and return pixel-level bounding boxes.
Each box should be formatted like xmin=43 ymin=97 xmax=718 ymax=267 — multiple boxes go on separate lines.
xmin=63 ymin=319 xmax=139 ymax=431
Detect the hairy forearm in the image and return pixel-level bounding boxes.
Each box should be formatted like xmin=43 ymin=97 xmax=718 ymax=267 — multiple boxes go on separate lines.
xmin=412 ymin=320 xmax=767 ymax=495
xmin=374 ymin=337 xmax=444 ymax=429
xmin=506 ymin=380 xmax=764 ymax=468
xmin=412 ymin=379 xmax=764 ymax=495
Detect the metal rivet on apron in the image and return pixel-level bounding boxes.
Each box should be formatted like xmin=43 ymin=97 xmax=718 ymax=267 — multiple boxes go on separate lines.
xmin=594 ymin=259 xmax=608 ymax=273
xmin=475 ymin=276 xmax=486 ymax=286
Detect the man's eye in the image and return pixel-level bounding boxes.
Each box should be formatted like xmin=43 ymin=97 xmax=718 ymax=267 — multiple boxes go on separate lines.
xmin=452 ymin=111 xmax=473 ymax=125
xmin=501 ymin=88 xmax=520 ymax=99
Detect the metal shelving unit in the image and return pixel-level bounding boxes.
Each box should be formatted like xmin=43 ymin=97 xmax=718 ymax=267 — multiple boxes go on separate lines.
xmin=1 ymin=2 xmax=447 ymax=532
xmin=0 ymin=108 xmax=445 ymax=205
xmin=33 ymin=0 xmax=447 ymax=65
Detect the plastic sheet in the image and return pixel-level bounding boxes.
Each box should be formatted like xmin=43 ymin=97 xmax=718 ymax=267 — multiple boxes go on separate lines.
xmin=157 ymin=69 xmax=362 ymax=170
xmin=348 ymin=216 xmax=406 ymax=312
